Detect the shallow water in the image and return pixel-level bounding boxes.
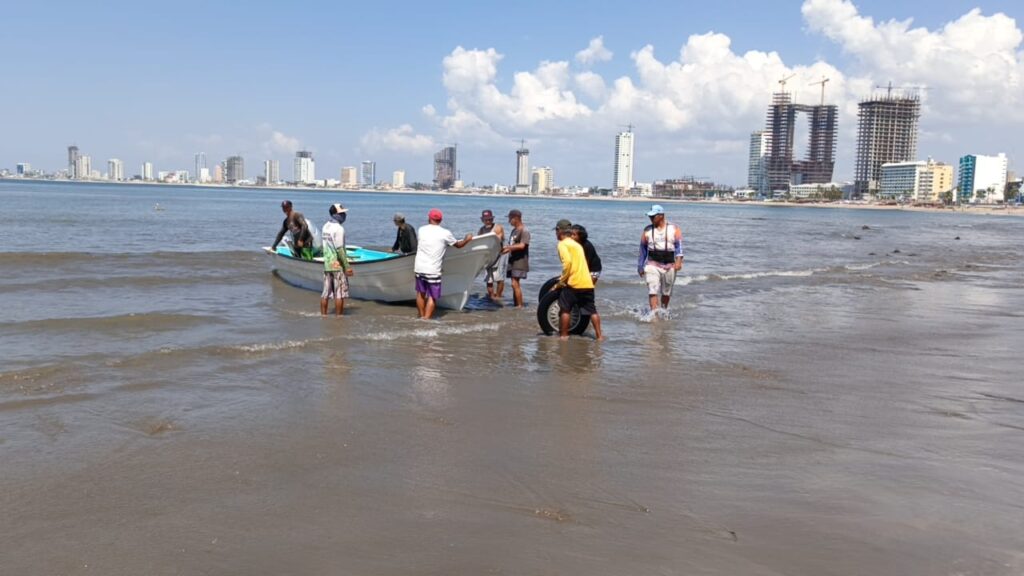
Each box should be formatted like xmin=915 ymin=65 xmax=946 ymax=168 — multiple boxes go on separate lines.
xmin=2 ymin=180 xmax=1023 ymax=574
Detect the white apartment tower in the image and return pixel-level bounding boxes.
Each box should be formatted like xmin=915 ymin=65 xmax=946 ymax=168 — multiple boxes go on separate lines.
xmin=107 ymin=159 xmax=124 ymax=182
xmin=264 ymin=160 xmax=280 ymax=186
xmin=613 ymin=129 xmax=634 ymax=191
xmin=747 ymin=131 xmax=768 ymax=194
xmin=392 ymin=170 xmax=406 ymax=188
xmin=959 ymin=153 xmax=1008 ymax=203
xmin=516 ymin=142 xmax=530 ymax=192
xmin=531 ymin=166 xmax=553 ymax=194
xmin=294 ymin=151 xmax=315 ymax=184
xmin=75 ymin=155 xmax=92 ymax=180
xmin=142 ymin=162 xmax=154 ymax=181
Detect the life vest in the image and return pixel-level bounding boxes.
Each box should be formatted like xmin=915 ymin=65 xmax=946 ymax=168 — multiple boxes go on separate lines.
xmin=645 ymin=223 xmax=677 ymax=264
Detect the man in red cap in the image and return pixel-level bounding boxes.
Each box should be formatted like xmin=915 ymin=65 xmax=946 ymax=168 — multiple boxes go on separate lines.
xmin=414 ymin=208 xmax=473 ymax=319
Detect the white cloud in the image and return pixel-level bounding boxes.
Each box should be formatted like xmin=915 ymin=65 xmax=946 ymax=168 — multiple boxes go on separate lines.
xmin=576 ymin=36 xmax=613 ymax=65
xmin=391 ymin=2 xmax=1024 ymax=184
xmin=265 ymin=130 xmax=301 ymax=155
xmin=360 ymin=124 xmax=436 ymax=154
xmin=802 ymin=0 xmax=1024 ymax=120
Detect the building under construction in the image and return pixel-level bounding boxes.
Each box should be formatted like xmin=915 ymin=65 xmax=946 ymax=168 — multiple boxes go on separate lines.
xmin=764 ymin=92 xmax=838 ymax=193
xmin=854 ymin=90 xmax=920 ymax=197
xmin=433 ymin=146 xmax=457 ymax=190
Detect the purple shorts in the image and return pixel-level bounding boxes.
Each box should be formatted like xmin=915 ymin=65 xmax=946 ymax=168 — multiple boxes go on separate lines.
xmin=415 ymin=274 xmax=442 ymax=301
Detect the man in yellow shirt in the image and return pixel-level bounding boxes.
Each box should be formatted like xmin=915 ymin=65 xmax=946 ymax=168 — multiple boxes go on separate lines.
xmin=554 ymin=219 xmax=604 ymax=341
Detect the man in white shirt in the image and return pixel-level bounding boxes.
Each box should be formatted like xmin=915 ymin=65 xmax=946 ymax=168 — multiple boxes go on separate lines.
xmin=414 ymin=208 xmax=472 ymax=319
xmin=321 ymin=203 xmax=354 ymax=316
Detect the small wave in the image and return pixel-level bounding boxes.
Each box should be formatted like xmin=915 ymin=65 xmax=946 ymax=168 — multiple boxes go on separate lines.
xmin=0 ymin=250 xmax=260 ymax=268
xmin=229 ymin=338 xmax=332 ymax=353
xmin=0 ymin=312 xmax=217 ymax=334
xmin=356 ymin=322 xmax=503 ymax=341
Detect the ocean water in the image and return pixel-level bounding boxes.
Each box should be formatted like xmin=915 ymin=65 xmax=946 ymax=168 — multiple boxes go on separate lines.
xmin=2 ymin=180 xmax=1023 ymax=574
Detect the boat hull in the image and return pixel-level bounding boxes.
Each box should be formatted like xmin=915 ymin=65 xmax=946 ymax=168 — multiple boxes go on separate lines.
xmin=263 ymin=233 xmax=501 ymax=310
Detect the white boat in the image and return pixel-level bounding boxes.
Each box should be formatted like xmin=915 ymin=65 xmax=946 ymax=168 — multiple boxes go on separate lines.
xmin=263 ymin=232 xmax=501 ymax=310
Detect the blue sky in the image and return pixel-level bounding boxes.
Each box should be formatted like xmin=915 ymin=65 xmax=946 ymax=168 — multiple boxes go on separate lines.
xmin=2 ymin=0 xmax=1022 ymax=186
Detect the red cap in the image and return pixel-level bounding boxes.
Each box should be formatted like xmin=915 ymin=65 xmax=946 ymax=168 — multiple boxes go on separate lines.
xmin=428 ymin=208 xmax=443 ymax=221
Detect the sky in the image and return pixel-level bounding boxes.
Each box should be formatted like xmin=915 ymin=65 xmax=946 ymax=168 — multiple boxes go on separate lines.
xmin=1 ymin=0 xmax=1022 ymax=187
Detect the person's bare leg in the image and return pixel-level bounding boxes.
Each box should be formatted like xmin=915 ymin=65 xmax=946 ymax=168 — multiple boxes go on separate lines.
xmin=320 ymin=298 xmax=329 ymax=315
xmin=512 ymin=278 xmax=524 ymax=307
xmin=416 ymin=292 xmax=426 ymax=318
xmin=648 ymin=294 xmax=659 ymax=311
xmin=559 ymin=310 xmax=570 ymax=340
xmin=335 ymin=298 xmax=344 ymax=316
xmin=661 ymin=295 xmax=671 ymax=308
xmin=590 ymin=314 xmax=604 ymax=341
xmin=424 ymin=297 xmax=437 ymax=320
xmin=486 ymin=282 xmax=495 ymax=299
xmin=495 ymin=281 xmax=505 ymax=298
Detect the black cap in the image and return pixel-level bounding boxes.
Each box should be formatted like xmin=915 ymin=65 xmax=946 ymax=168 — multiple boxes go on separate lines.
xmin=508 ymin=209 xmax=522 ymax=218
xmin=554 ymin=218 xmax=572 ymax=232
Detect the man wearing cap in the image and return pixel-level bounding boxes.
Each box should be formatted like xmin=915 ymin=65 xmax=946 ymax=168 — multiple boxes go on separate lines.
xmin=501 ymin=209 xmax=530 ymax=308
xmin=477 ymin=209 xmax=506 ymax=300
xmin=272 ymin=200 xmax=315 ymax=260
xmin=638 ymin=204 xmax=684 ymax=311
xmin=414 ymin=208 xmax=473 ymax=319
xmin=554 ymin=219 xmax=604 ymax=340
xmin=391 ymin=213 xmax=418 ymax=255
xmin=321 ymin=203 xmax=355 ymax=316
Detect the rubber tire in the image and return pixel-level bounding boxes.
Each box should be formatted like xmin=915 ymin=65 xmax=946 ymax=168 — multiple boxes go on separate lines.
xmin=537 ymin=288 xmax=591 ymax=336
xmin=538 ymin=276 xmax=560 ymax=301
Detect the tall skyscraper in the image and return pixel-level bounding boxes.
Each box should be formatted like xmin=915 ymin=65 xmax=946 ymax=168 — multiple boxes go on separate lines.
xmin=264 ymin=159 xmax=280 ymax=186
xmin=194 ymin=152 xmax=207 ymax=183
xmin=213 ymin=163 xmax=224 ymax=183
xmin=107 ymin=159 xmax=124 ymax=182
xmin=361 ymin=160 xmax=377 ymax=187
xmin=16 ymin=163 xmax=30 ymax=176
xmin=392 ymin=170 xmax=406 ymax=188
xmin=225 ymin=156 xmax=244 ymax=183
xmin=613 ymin=130 xmax=634 ymax=191
xmin=433 ymin=147 xmax=456 ymax=190
xmin=67 ymin=145 xmax=79 ymax=179
xmin=142 ymin=162 xmax=154 ymax=181
xmin=341 ymin=167 xmax=358 ymax=187
xmin=531 ymin=166 xmax=553 ymax=194
xmin=958 ymin=153 xmax=1008 ymax=203
xmin=294 ymin=151 xmax=315 ymax=184
xmin=854 ymin=89 xmax=921 ymax=197
xmin=516 ymin=142 xmax=530 ymax=191
xmin=74 ymin=155 xmax=91 ymax=180
xmin=764 ymin=92 xmax=838 ymax=192
xmin=747 ymin=131 xmax=768 ymax=194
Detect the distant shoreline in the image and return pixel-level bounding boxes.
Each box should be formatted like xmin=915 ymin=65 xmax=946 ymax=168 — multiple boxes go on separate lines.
xmin=3 ymin=176 xmax=1021 ymax=217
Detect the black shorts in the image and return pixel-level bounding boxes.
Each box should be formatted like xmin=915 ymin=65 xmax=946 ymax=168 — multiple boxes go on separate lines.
xmin=558 ymin=287 xmax=597 ymax=316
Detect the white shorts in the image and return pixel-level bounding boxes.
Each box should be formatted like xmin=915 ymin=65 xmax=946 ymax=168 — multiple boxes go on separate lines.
xmin=485 ymin=252 xmax=509 ymax=284
xmin=644 ymin=264 xmax=676 ymax=296
xmin=322 ymin=271 xmax=350 ymax=300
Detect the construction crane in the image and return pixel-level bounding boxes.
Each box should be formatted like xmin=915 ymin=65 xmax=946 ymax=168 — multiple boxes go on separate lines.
xmin=619 ymin=123 xmax=634 ymax=133
xmin=777 ymin=73 xmax=796 ymax=93
xmin=809 ymin=76 xmax=830 ymax=106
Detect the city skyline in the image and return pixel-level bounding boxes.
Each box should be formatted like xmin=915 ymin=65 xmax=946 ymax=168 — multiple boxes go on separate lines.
xmin=2 ymin=1 xmax=1022 ymax=185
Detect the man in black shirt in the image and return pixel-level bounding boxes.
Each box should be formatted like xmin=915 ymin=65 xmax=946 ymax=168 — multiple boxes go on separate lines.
xmin=271 ymin=200 xmax=314 ymax=260
xmin=391 ymin=213 xmax=418 ymax=254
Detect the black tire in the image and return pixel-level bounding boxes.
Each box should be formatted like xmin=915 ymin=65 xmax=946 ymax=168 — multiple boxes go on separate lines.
xmin=538 ymin=276 xmax=561 ymax=301
xmin=536 ymin=288 xmax=591 ymax=336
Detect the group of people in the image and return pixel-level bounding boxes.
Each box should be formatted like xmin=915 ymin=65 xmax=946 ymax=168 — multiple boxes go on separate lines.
xmin=270 ymin=200 xmax=684 ymax=336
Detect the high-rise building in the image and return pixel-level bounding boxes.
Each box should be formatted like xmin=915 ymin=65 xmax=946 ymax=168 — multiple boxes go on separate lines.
xmin=854 ymin=90 xmax=921 ymax=197
xmin=213 ymin=163 xmax=224 ymax=183
xmin=764 ymin=92 xmax=838 ymax=192
xmin=392 ymin=170 xmax=406 ymax=188
xmin=531 ymin=166 xmax=553 ymax=194
xmin=613 ymin=130 xmax=634 ymax=191
xmin=264 ymin=160 xmax=280 ymax=186
xmin=294 ymin=151 xmax=315 ymax=184
xmin=747 ymin=131 xmax=769 ymax=194
xmin=433 ymin=147 xmax=456 ymax=190
xmin=879 ymin=159 xmax=954 ymax=202
xmin=341 ymin=166 xmax=358 ymax=187
xmin=958 ymin=153 xmax=1008 ymax=203
xmin=16 ymin=163 xmax=30 ymax=176
xmin=194 ymin=152 xmax=207 ymax=183
xmin=107 ymin=159 xmax=124 ymax=182
xmin=225 ymin=156 xmax=244 ymax=183
xmin=142 ymin=162 xmax=154 ymax=181
xmin=67 ymin=146 xmax=79 ymax=179
xmin=516 ymin=142 xmax=530 ymax=192
xmin=361 ymin=160 xmax=377 ymax=187
xmin=74 ymin=155 xmax=91 ymax=180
